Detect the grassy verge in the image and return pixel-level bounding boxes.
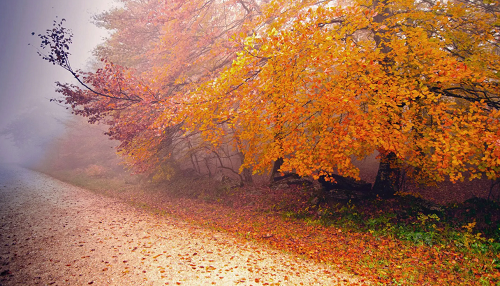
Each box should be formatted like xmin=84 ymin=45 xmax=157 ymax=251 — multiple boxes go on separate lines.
xmin=42 ymin=168 xmax=500 ymax=285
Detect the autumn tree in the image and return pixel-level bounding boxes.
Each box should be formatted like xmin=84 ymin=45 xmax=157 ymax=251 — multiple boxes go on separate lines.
xmin=38 ymin=0 xmax=262 ymax=182
xmin=40 ymin=0 xmax=500 ymax=196
xmin=184 ymin=0 xmax=500 ymax=196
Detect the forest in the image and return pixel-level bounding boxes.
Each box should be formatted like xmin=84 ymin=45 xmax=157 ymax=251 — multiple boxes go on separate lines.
xmin=36 ymin=0 xmax=500 ymax=284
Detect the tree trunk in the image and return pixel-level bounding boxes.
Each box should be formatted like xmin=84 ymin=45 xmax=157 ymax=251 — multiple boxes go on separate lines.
xmin=372 ymin=152 xmax=400 ymax=198
xmin=269 ymin=157 xmax=284 ymax=183
xmin=236 ymin=151 xmax=253 ymax=185
xmin=241 ymin=167 xmax=254 ymax=185
xmin=370 ymin=0 xmax=399 ymax=198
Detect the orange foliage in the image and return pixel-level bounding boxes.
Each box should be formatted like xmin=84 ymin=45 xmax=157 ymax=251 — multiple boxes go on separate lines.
xmin=41 ymin=0 xmax=500 ymax=183
xmin=184 ymin=0 xmax=500 ymax=182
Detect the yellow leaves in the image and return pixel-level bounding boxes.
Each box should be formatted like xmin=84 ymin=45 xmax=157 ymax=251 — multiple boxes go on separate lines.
xmin=243 ymin=34 xmax=256 ymax=49
xmin=119 ymin=0 xmax=500 ymax=183
xmin=268 ymin=27 xmax=278 ymax=38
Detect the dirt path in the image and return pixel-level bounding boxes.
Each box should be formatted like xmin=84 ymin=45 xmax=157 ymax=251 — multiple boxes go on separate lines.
xmin=0 ymin=166 xmax=361 ymax=285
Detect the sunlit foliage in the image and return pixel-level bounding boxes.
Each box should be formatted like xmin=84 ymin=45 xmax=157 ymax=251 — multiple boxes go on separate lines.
xmin=39 ymin=0 xmax=500 ymax=186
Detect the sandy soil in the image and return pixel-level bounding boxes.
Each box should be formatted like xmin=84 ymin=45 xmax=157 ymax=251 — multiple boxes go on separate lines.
xmin=0 ymin=166 xmax=363 ymax=285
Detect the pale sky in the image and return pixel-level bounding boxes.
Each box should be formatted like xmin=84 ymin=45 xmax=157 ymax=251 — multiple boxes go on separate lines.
xmin=0 ymin=0 xmax=118 ymax=163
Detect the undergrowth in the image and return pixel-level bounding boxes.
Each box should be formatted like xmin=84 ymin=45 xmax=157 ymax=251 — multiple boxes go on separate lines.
xmin=309 ymin=195 xmax=500 ymax=251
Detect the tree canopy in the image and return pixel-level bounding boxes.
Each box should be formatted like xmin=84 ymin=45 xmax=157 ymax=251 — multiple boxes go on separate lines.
xmin=39 ymin=0 xmax=500 ymax=189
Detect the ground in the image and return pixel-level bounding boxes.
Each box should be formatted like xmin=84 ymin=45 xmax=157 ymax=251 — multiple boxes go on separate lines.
xmin=0 ymin=165 xmax=362 ymax=285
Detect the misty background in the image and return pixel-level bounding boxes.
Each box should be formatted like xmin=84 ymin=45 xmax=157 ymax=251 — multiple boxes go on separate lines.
xmin=0 ymin=0 xmax=118 ymax=165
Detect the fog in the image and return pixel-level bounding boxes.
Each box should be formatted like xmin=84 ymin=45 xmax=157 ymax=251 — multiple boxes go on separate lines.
xmin=0 ymin=0 xmax=117 ymax=165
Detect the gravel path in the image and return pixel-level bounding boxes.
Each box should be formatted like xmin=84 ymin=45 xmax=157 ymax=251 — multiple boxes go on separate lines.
xmin=0 ymin=165 xmax=362 ymax=285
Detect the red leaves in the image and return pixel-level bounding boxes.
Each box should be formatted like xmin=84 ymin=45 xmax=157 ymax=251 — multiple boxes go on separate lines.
xmin=134 ymin=183 xmax=500 ymax=285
